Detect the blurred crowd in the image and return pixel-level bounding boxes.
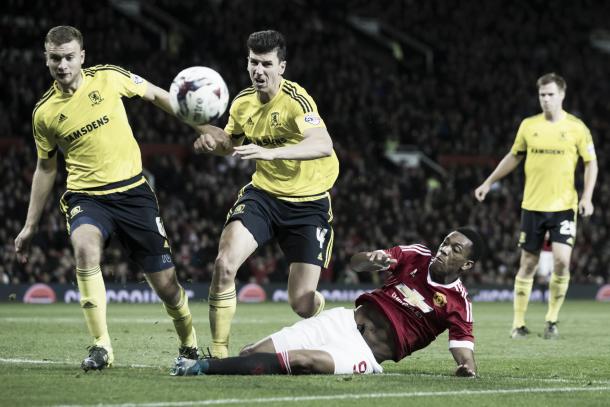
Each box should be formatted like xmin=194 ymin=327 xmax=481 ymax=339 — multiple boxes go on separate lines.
xmin=1 ymin=0 xmax=608 ymax=286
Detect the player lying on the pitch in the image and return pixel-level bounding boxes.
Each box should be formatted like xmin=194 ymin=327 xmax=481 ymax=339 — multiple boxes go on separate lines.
xmin=172 ymin=227 xmax=483 ymax=377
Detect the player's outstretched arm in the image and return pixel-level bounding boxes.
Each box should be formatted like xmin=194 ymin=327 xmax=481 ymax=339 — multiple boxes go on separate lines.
xmin=350 ymin=251 xmax=397 ymax=273
xmin=450 ymin=347 xmax=477 ymax=377
xmin=233 ymin=127 xmax=333 ymax=161
xmin=579 ymin=159 xmax=598 ymax=216
xmin=142 ymin=82 xmax=175 ymax=115
xmin=141 ymin=82 xmax=235 ymax=156
xmin=474 ymin=152 xmax=523 ymax=202
xmin=15 ymin=156 xmax=58 ymax=263
xmin=193 ymin=125 xmax=236 ymax=156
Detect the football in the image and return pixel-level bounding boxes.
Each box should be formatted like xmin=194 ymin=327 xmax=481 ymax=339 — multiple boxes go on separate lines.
xmin=169 ymin=66 xmax=229 ymax=125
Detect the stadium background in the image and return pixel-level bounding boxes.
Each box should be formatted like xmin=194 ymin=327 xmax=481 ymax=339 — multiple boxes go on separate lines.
xmin=1 ymin=0 xmax=609 ymax=293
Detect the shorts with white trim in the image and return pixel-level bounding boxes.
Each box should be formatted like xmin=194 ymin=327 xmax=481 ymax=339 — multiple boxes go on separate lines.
xmin=270 ymin=307 xmax=383 ymax=374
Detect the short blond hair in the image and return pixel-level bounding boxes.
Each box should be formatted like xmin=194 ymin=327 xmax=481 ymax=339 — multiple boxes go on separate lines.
xmin=45 ymin=25 xmax=83 ymax=49
xmin=536 ymin=73 xmax=566 ymax=92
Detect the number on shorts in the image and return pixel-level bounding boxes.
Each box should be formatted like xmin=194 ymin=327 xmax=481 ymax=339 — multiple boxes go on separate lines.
xmin=316 ymin=227 xmax=328 ymax=249
xmin=559 ymin=220 xmax=575 ymax=237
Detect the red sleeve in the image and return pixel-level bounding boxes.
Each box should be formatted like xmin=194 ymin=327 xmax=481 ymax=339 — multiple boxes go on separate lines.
xmin=447 ymin=298 xmax=475 ymax=349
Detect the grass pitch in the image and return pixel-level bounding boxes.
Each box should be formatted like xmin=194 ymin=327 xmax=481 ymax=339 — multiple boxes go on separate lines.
xmin=1 ymin=300 xmax=609 ymax=406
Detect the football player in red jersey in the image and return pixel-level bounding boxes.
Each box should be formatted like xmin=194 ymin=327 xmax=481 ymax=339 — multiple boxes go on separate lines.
xmin=171 ymin=227 xmax=483 ymax=377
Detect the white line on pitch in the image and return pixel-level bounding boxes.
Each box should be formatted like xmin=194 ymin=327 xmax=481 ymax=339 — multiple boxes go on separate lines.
xmin=46 ymin=386 xmax=610 ymax=407
xmin=2 ymin=358 xmax=608 ymax=386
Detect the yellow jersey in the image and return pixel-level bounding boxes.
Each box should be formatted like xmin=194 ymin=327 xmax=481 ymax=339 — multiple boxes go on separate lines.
xmin=225 ymin=79 xmax=339 ymax=197
xmin=511 ymin=112 xmax=596 ymax=211
xmin=32 ymin=64 xmax=148 ymax=191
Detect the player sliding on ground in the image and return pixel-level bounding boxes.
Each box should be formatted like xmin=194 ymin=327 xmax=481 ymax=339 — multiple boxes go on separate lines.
xmin=171 ymin=228 xmax=483 ymax=377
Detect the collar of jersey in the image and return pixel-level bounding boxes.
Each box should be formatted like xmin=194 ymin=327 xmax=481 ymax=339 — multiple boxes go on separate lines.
xmin=254 ymin=78 xmax=285 ymax=106
xmin=54 ymin=70 xmax=88 ymax=98
xmin=426 ymin=266 xmax=462 ymax=289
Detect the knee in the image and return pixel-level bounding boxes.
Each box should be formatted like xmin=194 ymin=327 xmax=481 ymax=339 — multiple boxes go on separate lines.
xmin=288 ymin=353 xmax=316 ymax=374
xmin=73 ymin=245 xmax=98 ymax=267
xmin=239 ymin=344 xmax=255 ymax=356
xmin=214 ymin=255 xmax=238 ymax=286
xmin=519 ymin=255 xmax=538 ymax=276
xmin=289 ymin=295 xmax=315 ymax=318
xmin=553 ymin=257 xmax=570 ymax=274
xmin=149 ymin=271 xmax=181 ymax=305
xmin=157 ymin=282 xmax=181 ymax=305
xmin=289 ymin=352 xmax=329 ymax=374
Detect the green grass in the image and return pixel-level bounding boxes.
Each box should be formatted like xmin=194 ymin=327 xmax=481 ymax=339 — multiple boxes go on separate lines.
xmin=1 ymin=300 xmax=609 ymax=406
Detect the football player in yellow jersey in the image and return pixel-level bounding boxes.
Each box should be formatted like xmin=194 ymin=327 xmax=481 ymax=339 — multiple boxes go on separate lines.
xmin=475 ymin=73 xmax=598 ymax=340
xmin=14 ymin=26 xmax=201 ymax=371
xmin=192 ymin=30 xmax=339 ymax=358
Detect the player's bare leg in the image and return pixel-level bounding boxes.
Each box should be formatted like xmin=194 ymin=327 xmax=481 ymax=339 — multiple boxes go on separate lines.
xmin=209 ymin=221 xmax=258 ymax=357
xmin=146 ymin=267 xmax=198 ymax=357
xmin=512 ymin=249 xmax=538 ymax=338
xmin=239 ymin=337 xmax=275 ymax=355
xmin=71 ymin=224 xmax=113 ymax=370
xmin=287 ymin=263 xmax=323 ymax=318
xmin=544 ymin=243 xmax=572 ymax=339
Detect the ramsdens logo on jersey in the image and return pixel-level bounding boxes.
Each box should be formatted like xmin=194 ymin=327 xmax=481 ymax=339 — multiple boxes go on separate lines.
xmin=251 ymin=135 xmax=288 ymax=147
xmin=64 ymin=115 xmax=110 ymax=142
xmin=529 ymin=147 xmax=565 ymax=155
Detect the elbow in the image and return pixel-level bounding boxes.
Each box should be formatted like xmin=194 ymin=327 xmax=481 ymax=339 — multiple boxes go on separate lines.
xmin=321 ymin=140 xmax=333 ymax=157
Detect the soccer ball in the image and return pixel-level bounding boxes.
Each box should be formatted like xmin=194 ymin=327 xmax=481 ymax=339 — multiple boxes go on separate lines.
xmin=169 ymin=66 xmax=229 ymax=125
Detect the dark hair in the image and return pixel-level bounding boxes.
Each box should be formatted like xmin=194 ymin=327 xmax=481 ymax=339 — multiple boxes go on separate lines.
xmin=455 ymin=227 xmax=485 ymax=262
xmin=45 ymin=25 xmax=84 ymax=49
xmin=536 ymin=72 xmax=566 ymax=92
xmin=247 ymin=30 xmax=286 ymax=61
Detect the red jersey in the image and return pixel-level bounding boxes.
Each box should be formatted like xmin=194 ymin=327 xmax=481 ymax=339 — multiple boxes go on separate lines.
xmin=355 ymin=244 xmax=474 ymax=361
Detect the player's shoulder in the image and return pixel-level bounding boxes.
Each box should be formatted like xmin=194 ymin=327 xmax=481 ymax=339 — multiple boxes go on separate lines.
xmin=32 ymin=84 xmax=57 ymax=120
xmin=521 ymin=113 xmax=545 ymax=126
xmin=83 ymin=64 xmax=131 ymax=79
xmin=396 ymin=244 xmax=432 ymax=258
xmin=280 ymin=79 xmax=316 ymax=113
xmin=231 ymin=86 xmax=257 ymax=105
xmin=565 ymin=112 xmax=589 ymax=130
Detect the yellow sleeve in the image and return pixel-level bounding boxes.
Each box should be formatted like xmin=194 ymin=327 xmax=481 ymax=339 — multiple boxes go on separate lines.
xmin=577 ymin=123 xmax=596 ymax=162
xmin=106 ymin=65 xmax=148 ymax=98
xmin=289 ymin=95 xmax=326 ymax=134
xmin=224 ymin=102 xmax=244 ymax=137
xmin=510 ymin=120 xmax=527 ymax=156
xmin=32 ymin=111 xmax=57 ymax=159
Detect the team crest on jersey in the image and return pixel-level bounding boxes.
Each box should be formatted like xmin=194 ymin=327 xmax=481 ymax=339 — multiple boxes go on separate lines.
xmin=270 ymin=112 xmax=281 ymax=128
xmin=88 ymin=90 xmax=103 ymax=105
xmin=433 ymin=292 xmax=447 ymax=307
xmin=232 ymin=204 xmax=245 ymax=216
xmin=70 ymin=206 xmax=83 ymax=218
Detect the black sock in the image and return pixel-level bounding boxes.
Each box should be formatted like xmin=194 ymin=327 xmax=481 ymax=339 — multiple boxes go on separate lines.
xmin=205 ymin=353 xmax=287 ymax=375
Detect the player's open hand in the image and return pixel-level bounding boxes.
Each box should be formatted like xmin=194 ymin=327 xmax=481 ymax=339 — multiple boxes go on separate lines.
xmin=233 ymin=144 xmax=276 ymax=161
xmin=578 ymin=198 xmax=594 ymax=217
xmin=14 ymin=226 xmax=34 ymax=264
xmin=474 ymin=183 xmax=490 ymax=202
xmin=367 ymin=251 xmax=397 ymax=269
xmin=194 ymin=133 xmax=217 ymax=154
xmin=455 ymin=364 xmax=477 ymax=378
